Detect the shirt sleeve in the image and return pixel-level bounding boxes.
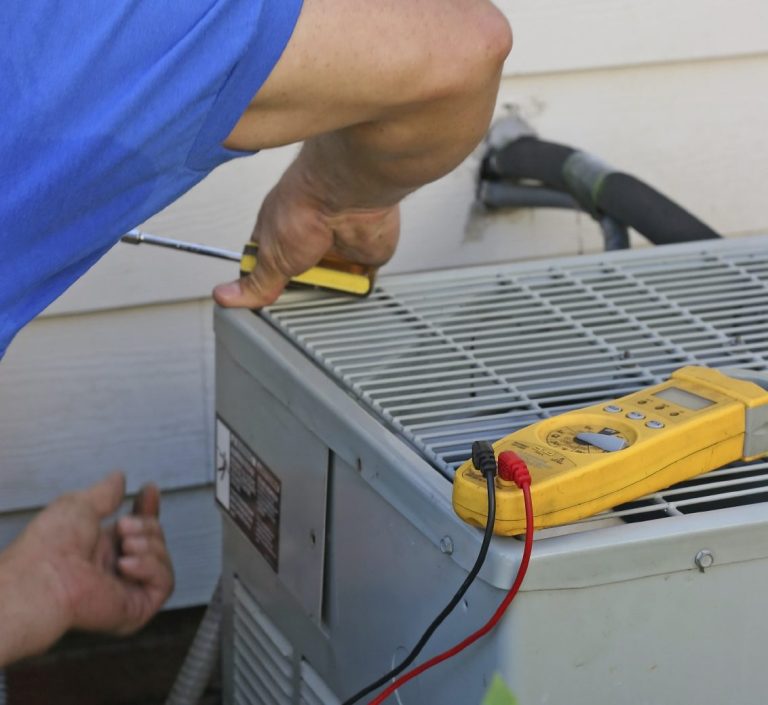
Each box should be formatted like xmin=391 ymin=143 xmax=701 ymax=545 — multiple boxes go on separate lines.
xmin=0 ymin=0 xmax=304 ymax=356
xmin=187 ymin=0 xmax=304 ymax=171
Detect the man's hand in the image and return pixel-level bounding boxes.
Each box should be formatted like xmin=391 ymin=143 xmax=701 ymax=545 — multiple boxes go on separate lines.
xmin=214 ymin=156 xmax=400 ymax=308
xmin=0 ymin=472 xmax=174 ymax=666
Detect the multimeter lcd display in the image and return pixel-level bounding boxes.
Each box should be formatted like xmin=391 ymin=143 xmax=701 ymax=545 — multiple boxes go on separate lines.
xmin=653 ymin=386 xmax=715 ymax=410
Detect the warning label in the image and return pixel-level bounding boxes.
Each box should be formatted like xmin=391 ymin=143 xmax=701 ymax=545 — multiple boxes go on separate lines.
xmin=216 ymin=418 xmax=281 ymax=572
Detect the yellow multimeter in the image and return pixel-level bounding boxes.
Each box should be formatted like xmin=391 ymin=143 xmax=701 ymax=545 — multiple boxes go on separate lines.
xmin=452 ymin=366 xmax=768 ymax=535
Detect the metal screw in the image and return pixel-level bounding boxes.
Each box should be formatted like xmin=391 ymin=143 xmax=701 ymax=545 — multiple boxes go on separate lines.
xmin=694 ymin=549 xmax=714 ymax=572
xmin=440 ymin=536 xmax=454 ymax=555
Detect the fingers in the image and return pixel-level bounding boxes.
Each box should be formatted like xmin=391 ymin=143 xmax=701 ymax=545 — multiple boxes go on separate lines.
xmin=115 ymin=513 xmax=175 ymax=626
xmin=132 ymin=483 xmax=160 ymax=518
xmin=79 ymin=471 xmax=126 ymax=519
xmin=118 ymin=552 xmax=173 ymax=587
xmin=118 ymin=514 xmax=164 ymax=540
xmin=121 ymin=534 xmax=165 ymax=557
xmin=117 ymin=516 xmax=171 ymax=578
xmin=118 ymin=515 xmax=168 ymax=567
xmin=212 ymin=208 xmax=399 ymax=308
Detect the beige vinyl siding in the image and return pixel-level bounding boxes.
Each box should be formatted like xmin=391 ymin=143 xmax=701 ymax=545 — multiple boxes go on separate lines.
xmin=2 ymin=1 xmax=766 ymax=607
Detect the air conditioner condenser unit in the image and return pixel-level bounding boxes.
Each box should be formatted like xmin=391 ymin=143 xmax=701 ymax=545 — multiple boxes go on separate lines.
xmin=214 ymin=235 xmax=768 ymax=705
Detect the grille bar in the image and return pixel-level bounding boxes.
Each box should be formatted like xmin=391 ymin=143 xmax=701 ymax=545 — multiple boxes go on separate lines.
xmin=233 ymin=579 xmax=294 ymax=705
xmin=264 ymin=237 xmax=768 ymax=525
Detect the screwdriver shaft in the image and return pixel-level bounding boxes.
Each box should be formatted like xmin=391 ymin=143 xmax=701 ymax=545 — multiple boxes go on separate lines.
xmin=121 ymin=229 xmax=241 ymax=263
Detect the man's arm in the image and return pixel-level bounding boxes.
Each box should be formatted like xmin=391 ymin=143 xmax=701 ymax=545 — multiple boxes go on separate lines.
xmin=0 ymin=473 xmax=174 ymax=666
xmin=214 ymin=0 xmax=512 ymax=306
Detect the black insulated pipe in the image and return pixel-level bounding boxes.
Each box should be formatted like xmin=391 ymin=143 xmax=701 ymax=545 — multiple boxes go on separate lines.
xmin=482 ymin=136 xmax=721 ymax=246
xmin=483 ymin=136 xmax=575 ymax=191
xmin=597 ymin=172 xmax=720 ymax=244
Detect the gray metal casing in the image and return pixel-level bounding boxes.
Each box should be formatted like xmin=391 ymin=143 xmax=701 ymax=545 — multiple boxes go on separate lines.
xmin=216 ymin=238 xmax=768 ymax=705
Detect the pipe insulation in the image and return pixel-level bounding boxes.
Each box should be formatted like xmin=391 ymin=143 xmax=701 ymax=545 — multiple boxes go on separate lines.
xmin=165 ymin=581 xmax=222 ymax=705
xmin=484 ymin=136 xmax=721 ymax=245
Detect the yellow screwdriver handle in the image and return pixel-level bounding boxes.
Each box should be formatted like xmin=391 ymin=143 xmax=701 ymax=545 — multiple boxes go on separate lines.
xmin=239 ymin=243 xmax=376 ymax=297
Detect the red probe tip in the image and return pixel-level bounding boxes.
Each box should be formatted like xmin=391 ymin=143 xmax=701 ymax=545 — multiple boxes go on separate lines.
xmin=497 ymin=451 xmax=531 ymax=487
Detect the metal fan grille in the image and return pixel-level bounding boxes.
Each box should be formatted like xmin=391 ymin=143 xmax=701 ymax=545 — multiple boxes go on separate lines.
xmin=233 ymin=578 xmax=294 ymax=705
xmin=263 ymin=237 xmax=768 ymax=523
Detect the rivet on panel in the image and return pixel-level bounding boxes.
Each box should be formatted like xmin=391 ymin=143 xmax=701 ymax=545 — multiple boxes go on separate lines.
xmin=694 ymin=549 xmax=714 ymax=572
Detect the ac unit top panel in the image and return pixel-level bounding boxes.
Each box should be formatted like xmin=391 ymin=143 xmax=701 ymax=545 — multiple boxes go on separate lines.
xmin=262 ymin=235 xmax=768 ymax=527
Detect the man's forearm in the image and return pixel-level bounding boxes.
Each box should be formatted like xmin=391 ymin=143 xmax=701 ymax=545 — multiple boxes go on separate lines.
xmin=294 ymin=96 xmax=498 ymax=212
xmin=286 ymin=39 xmax=506 ymax=213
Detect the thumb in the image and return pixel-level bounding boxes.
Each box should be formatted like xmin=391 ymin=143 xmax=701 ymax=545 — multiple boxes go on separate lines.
xmin=213 ymin=270 xmax=288 ymax=308
xmin=212 ymin=269 xmax=288 ymax=310
xmin=80 ymin=471 xmax=126 ymax=519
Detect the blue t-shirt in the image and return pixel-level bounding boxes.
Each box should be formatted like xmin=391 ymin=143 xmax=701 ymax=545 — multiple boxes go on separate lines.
xmin=0 ymin=0 xmax=303 ymax=356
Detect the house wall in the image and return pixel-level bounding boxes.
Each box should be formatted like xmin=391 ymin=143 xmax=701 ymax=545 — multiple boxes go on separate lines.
xmin=1 ymin=0 xmax=766 ymax=607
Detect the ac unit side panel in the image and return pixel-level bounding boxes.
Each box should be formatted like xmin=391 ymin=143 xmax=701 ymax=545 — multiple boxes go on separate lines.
xmin=216 ymin=342 xmax=330 ymax=623
xmin=221 ymin=450 xmax=507 ymax=705
xmin=502 ymin=556 xmax=768 ymax=705
xmin=320 ymin=454 xmax=504 ymax=704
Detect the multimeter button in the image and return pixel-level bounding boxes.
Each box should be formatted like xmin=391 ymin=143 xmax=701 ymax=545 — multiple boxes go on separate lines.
xmin=646 ymin=420 xmax=665 ymax=429
xmin=603 ymin=405 xmax=622 ymax=413
xmin=575 ymin=432 xmax=628 ymax=452
xmin=626 ymin=411 xmax=645 ymax=420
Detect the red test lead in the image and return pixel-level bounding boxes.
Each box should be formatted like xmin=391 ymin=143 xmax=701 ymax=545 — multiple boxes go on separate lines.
xmin=497 ymin=451 xmax=532 ymax=486
xmin=366 ymin=455 xmax=534 ymax=705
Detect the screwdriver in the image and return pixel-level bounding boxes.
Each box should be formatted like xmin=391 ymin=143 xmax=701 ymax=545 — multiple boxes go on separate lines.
xmin=121 ymin=229 xmax=376 ymax=297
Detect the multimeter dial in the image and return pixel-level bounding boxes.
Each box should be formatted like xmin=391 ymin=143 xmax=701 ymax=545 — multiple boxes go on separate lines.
xmin=546 ymin=424 xmax=632 ymax=454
